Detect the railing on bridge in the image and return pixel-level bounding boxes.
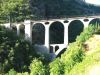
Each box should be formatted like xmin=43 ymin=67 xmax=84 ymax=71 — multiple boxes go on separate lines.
xmin=1 ymin=13 xmax=100 ymax=23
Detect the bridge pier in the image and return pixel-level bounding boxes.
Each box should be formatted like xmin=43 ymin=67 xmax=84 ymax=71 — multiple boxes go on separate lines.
xmin=44 ymin=25 xmax=50 ymax=50
xmin=24 ymin=20 xmax=32 ymax=43
xmin=16 ymin=24 xmax=20 ymax=36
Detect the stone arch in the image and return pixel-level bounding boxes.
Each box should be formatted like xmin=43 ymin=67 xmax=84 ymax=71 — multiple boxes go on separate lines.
xmin=89 ymin=18 xmax=100 ymax=26
xmin=49 ymin=21 xmax=64 ymax=44
xmin=32 ymin=23 xmax=45 ymax=45
xmin=68 ymin=20 xmax=84 ymax=43
xmin=19 ymin=24 xmax=25 ymax=38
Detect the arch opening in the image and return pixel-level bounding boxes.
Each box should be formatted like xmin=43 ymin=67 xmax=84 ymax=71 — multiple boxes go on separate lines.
xmin=84 ymin=19 xmax=89 ymax=22
xmin=68 ymin=20 xmax=84 ymax=43
xmin=11 ymin=25 xmax=17 ymax=34
xmin=55 ymin=46 xmax=59 ymax=52
xmin=32 ymin=23 xmax=45 ymax=45
xmin=64 ymin=20 xmax=69 ymax=23
xmin=50 ymin=46 xmax=53 ymax=53
xmin=89 ymin=18 xmax=100 ymax=25
xmin=89 ymin=18 xmax=100 ymax=34
xmin=49 ymin=21 xmax=64 ymax=44
xmin=19 ymin=24 xmax=25 ymax=38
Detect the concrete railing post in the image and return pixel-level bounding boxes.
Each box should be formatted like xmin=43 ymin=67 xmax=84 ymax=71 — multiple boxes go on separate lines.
xmin=24 ymin=20 xmax=32 ymax=43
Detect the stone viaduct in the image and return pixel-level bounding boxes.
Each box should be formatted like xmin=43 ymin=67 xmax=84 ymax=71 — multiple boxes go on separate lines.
xmin=1 ymin=16 xmax=100 ymax=58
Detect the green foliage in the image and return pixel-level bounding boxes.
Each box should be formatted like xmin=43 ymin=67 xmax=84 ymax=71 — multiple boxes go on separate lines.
xmin=59 ymin=26 xmax=95 ymax=74
xmin=0 ymin=24 xmax=100 ymax=75
xmin=0 ymin=0 xmax=30 ymax=23
xmin=94 ymin=24 xmax=100 ymax=34
xmin=1 ymin=0 xmax=100 ymax=23
xmin=61 ymin=42 xmax=85 ymax=75
xmin=0 ymin=26 xmax=40 ymax=73
xmin=49 ymin=58 xmax=64 ymax=75
xmin=76 ymin=25 xmax=95 ymax=43
xmin=5 ymin=69 xmax=17 ymax=75
xmin=69 ymin=48 xmax=100 ymax=75
xmin=6 ymin=69 xmax=29 ymax=75
xmin=49 ymin=26 xmax=95 ymax=75
xmin=29 ymin=59 xmax=46 ymax=75
xmin=1 ymin=0 xmax=23 ymax=15
xmin=16 ymin=72 xmax=29 ymax=75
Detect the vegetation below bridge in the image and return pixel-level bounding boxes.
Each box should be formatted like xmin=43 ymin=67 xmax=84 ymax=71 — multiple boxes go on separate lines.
xmin=0 ymin=24 xmax=100 ymax=75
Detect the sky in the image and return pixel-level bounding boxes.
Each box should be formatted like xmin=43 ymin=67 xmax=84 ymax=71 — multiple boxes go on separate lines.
xmin=85 ymin=0 xmax=100 ymax=5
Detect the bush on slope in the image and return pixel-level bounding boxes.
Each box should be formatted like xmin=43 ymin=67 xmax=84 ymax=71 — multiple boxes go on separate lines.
xmin=49 ymin=25 xmax=96 ymax=75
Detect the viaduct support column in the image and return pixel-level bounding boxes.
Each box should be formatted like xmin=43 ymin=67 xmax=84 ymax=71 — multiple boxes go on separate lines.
xmin=63 ymin=23 xmax=69 ymax=47
xmin=83 ymin=21 xmax=90 ymax=28
xmin=24 ymin=20 xmax=32 ymax=43
xmin=44 ymin=25 xmax=50 ymax=50
xmin=16 ymin=24 xmax=20 ymax=36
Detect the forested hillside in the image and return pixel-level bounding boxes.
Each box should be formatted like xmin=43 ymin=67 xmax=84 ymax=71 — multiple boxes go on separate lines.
xmin=0 ymin=0 xmax=100 ymax=23
xmin=0 ymin=0 xmax=100 ymax=75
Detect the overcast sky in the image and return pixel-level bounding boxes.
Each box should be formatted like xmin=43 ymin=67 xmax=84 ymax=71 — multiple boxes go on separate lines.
xmin=85 ymin=0 xmax=100 ymax=5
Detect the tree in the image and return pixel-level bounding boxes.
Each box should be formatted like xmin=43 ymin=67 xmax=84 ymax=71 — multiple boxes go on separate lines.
xmin=0 ymin=0 xmax=30 ymax=22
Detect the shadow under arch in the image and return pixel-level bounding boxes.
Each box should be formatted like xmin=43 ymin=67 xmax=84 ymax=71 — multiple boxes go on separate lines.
xmin=49 ymin=21 xmax=64 ymax=44
xmin=68 ymin=20 xmax=84 ymax=43
xmin=89 ymin=18 xmax=100 ymax=34
xmin=19 ymin=24 xmax=25 ymax=38
xmin=32 ymin=23 xmax=45 ymax=45
xmin=11 ymin=25 xmax=17 ymax=34
xmin=89 ymin=18 xmax=100 ymax=26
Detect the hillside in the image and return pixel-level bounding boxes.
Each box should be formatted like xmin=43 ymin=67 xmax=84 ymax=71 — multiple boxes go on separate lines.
xmin=84 ymin=35 xmax=100 ymax=55
xmin=1 ymin=0 xmax=100 ymax=23
xmin=50 ymin=25 xmax=100 ymax=75
xmin=30 ymin=0 xmax=100 ymax=18
xmin=69 ymin=34 xmax=100 ymax=75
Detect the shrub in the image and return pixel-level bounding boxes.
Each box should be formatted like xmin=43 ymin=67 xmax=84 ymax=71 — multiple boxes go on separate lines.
xmin=17 ymin=72 xmax=29 ymax=75
xmin=69 ymin=49 xmax=100 ymax=75
xmin=5 ymin=69 xmax=17 ymax=75
xmin=49 ymin=58 xmax=64 ymax=75
xmin=29 ymin=59 xmax=46 ymax=75
xmin=76 ymin=25 xmax=95 ymax=43
xmin=0 ymin=26 xmax=40 ymax=73
xmin=60 ymin=25 xmax=96 ymax=74
xmin=61 ymin=42 xmax=84 ymax=75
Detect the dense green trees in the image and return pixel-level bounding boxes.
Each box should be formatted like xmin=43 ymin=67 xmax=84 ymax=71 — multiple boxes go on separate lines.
xmin=0 ymin=24 xmax=100 ymax=75
xmin=0 ymin=0 xmax=100 ymax=23
xmin=0 ymin=0 xmax=30 ymax=22
xmin=0 ymin=26 xmax=41 ymax=74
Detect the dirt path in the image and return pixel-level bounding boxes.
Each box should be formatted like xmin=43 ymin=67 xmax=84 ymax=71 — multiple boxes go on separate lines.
xmin=89 ymin=65 xmax=100 ymax=75
xmin=84 ymin=34 xmax=100 ymax=55
xmin=83 ymin=34 xmax=100 ymax=75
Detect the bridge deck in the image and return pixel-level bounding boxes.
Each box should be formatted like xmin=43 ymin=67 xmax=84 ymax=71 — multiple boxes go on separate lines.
xmin=31 ymin=15 xmax=100 ymax=22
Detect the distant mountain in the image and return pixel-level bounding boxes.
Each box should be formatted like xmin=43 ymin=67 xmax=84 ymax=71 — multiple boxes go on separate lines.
xmin=29 ymin=0 xmax=100 ymax=19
